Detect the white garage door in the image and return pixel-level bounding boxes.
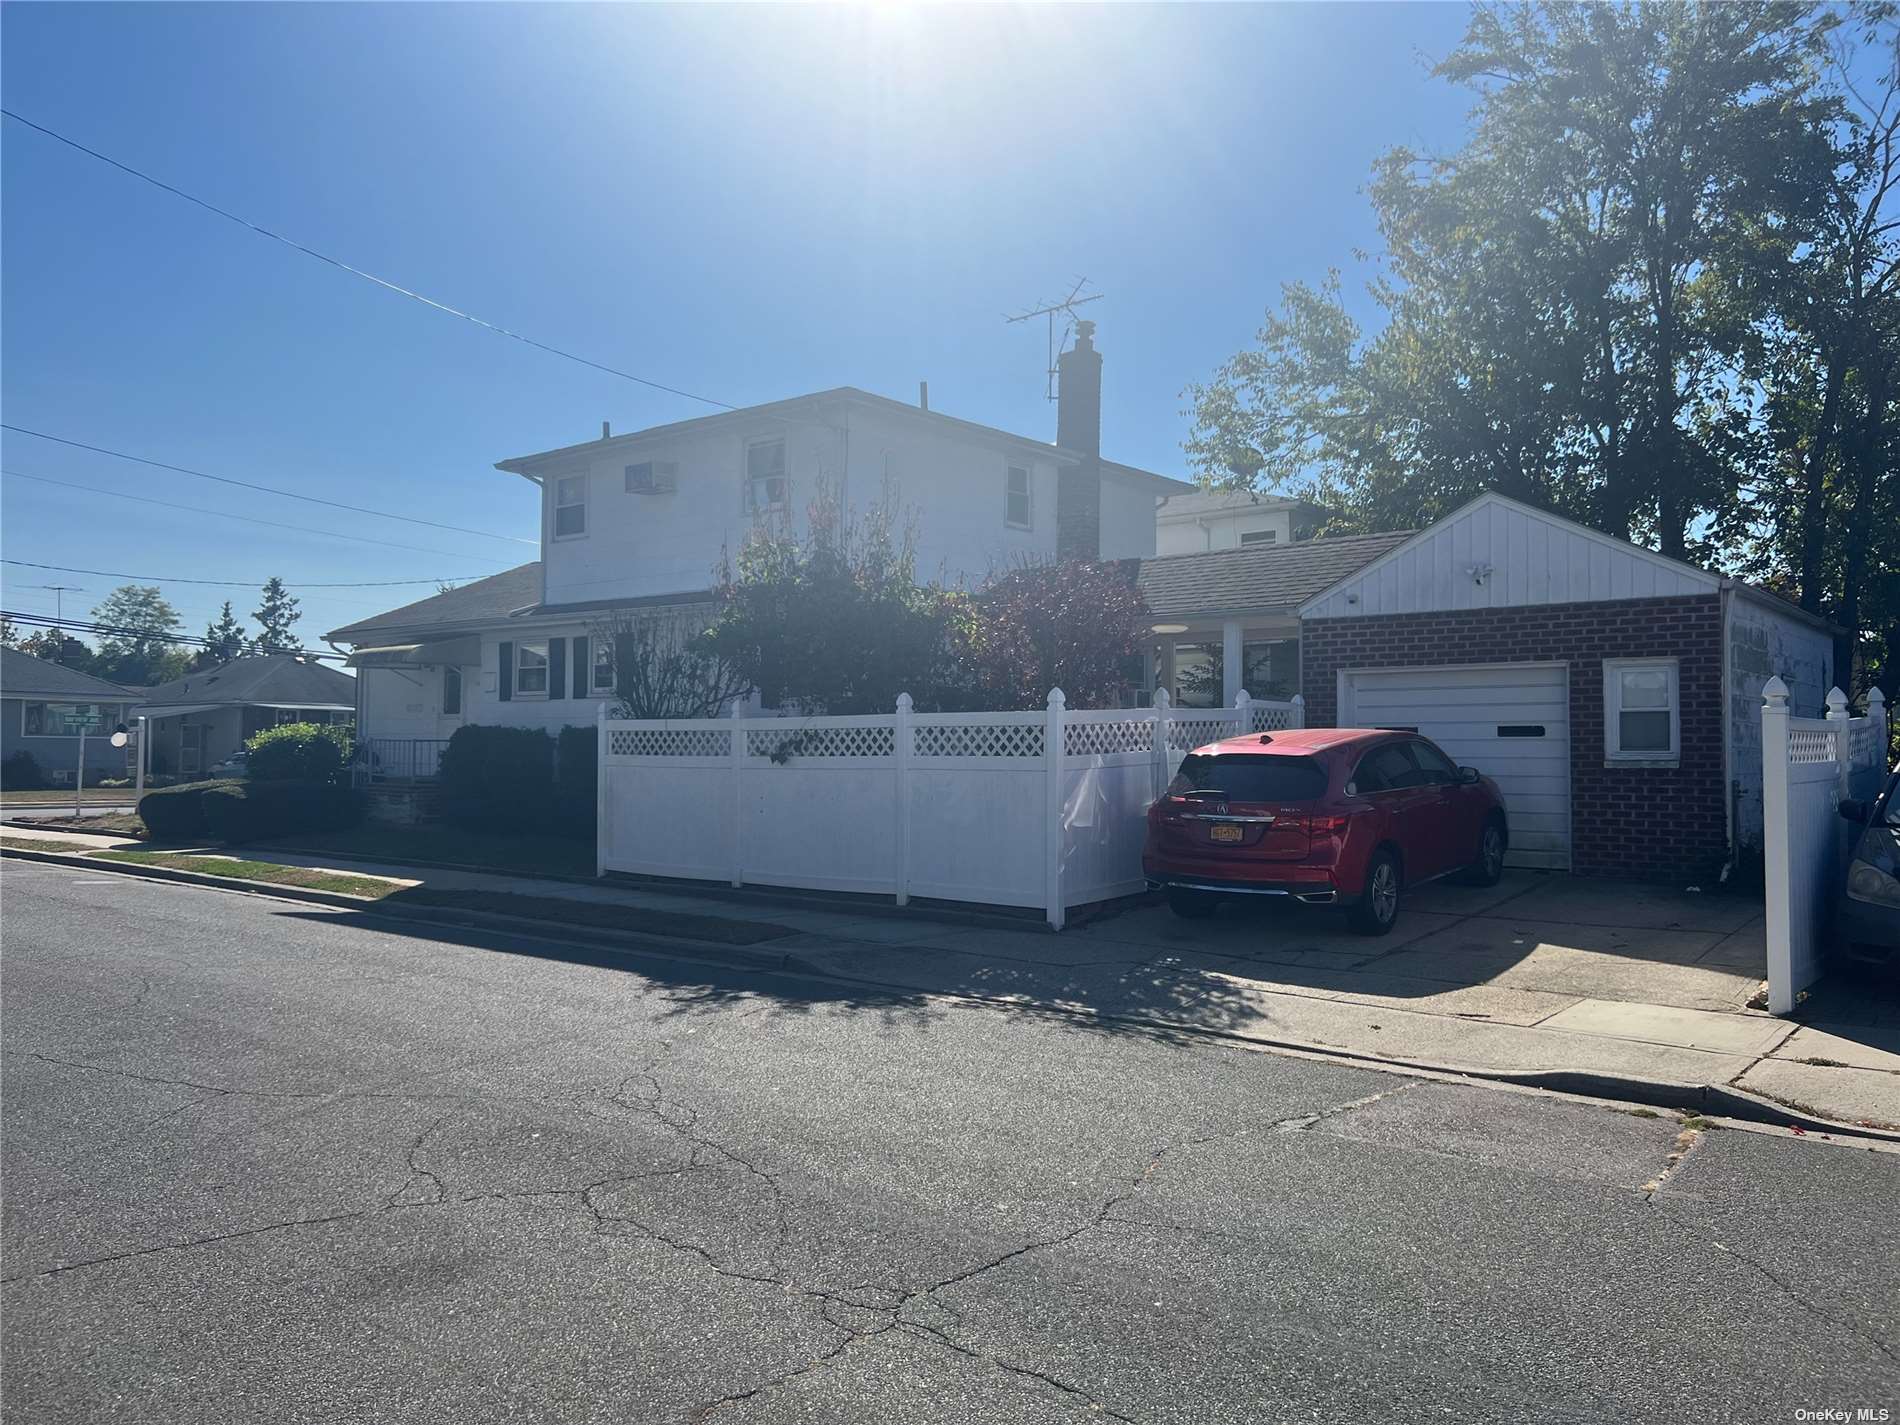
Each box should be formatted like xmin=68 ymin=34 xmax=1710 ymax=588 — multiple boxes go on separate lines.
xmin=1341 ymin=664 xmax=1571 ymax=871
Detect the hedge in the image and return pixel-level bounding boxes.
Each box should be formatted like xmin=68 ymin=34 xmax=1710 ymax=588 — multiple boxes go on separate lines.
xmin=138 ymin=779 xmax=245 ymax=840
xmin=201 ymin=781 xmax=366 ymax=843
xmin=246 ymin=722 xmax=351 ymax=783
xmin=1 ymin=751 xmax=46 ymax=791
xmin=437 ymin=723 xmax=595 ymax=838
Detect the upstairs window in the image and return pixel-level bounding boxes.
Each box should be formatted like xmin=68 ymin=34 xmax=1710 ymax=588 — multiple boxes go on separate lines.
xmin=1604 ymin=658 xmax=1679 ymax=761
xmin=1239 ymin=529 xmax=1278 ymax=546
xmin=515 ymin=642 xmax=549 ymax=696
xmin=746 ymin=439 xmax=787 ymax=514
xmin=553 ymin=475 xmax=587 ymax=537
xmin=1006 ymin=464 xmax=1032 ymax=529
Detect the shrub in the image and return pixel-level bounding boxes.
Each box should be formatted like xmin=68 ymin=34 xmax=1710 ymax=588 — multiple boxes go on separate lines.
xmin=246 ymin=722 xmax=351 ymax=783
xmin=439 ymin=725 xmax=556 ymax=830
xmin=1 ymin=751 xmax=45 ymax=791
xmin=138 ymin=779 xmax=244 ymax=840
xmin=555 ymin=725 xmax=597 ymax=839
xmin=201 ymin=780 xmax=365 ymax=843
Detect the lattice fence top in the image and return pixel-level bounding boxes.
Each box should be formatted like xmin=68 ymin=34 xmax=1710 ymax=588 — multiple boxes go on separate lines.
xmin=1248 ymin=703 xmax=1299 ymax=732
xmin=1168 ymin=714 xmax=1243 ymax=751
xmin=1788 ymin=726 xmax=1838 ymax=765
xmin=1064 ymin=717 xmax=1152 ymax=757
xmin=609 ymin=727 xmax=732 ymax=759
xmin=1848 ymin=720 xmax=1878 ymax=762
xmin=913 ymin=720 xmax=1044 ymax=759
xmin=746 ymin=724 xmax=894 ymax=760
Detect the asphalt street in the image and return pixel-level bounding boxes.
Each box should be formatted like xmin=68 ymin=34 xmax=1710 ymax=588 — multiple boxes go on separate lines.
xmin=3 ymin=859 xmax=1897 ymax=1424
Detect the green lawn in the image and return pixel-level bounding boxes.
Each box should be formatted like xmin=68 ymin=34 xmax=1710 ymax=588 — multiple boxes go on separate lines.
xmin=1 ymin=835 xmax=102 ymax=854
xmin=1 ymin=788 xmax=139 ymax=805
xmin=93 ymin=850 xmax=401 ymax=898
xmin=19 ymin=811 xmax=148 ymax=837
xmin=269 ymin=822 xmax=595 ymax=878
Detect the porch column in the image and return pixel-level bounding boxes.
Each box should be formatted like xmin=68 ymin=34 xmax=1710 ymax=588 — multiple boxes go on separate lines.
xmin=1159 ymin=641 xmax=1178 ymax=703
xmin=1221 ymin=620 xmax=1243 ymax=707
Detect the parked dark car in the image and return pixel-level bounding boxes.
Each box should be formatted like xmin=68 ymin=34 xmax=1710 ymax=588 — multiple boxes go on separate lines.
xmin=1836 ymin=771 xmax=1900 ymax=968
xmin=1142 ymin=728 xmax=1510 ymax=935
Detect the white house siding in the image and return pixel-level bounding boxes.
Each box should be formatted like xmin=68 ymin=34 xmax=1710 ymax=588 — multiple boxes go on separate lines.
xmin=1302 ymin=495 xmax=1717 ymax=620
xmin=359 ymin=665 xmax=462 ymax=742
xmin=1155 ymin=505 xmax=1295 ymax=556
xmin=1727 ymin=592 xmax=1836 ymax=852
xmin=536 ymin=398 xmax=1066 ymax=608
xmin=1097 ymin=468 xmax=1161 ymax=560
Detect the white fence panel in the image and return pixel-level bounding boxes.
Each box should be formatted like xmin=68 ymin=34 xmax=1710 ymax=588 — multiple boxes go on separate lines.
xmin=1762 ymin=681 xmax=1889 ymax=1014
xmin=596 ymin=689 xmax=1303 ymax=928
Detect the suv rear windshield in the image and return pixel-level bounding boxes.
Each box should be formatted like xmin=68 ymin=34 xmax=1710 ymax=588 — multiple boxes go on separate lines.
xmin=1171 ymin=754 xmax=1329 ymax=803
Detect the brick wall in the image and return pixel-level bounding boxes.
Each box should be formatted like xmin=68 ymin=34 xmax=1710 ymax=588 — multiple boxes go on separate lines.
xmin=1301 ymin=593 xmax=1726 ymax=880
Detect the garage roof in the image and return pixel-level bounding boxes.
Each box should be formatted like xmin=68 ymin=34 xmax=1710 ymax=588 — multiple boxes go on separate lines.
xmin=1137 ymin=532 xmax=1416 ymax=619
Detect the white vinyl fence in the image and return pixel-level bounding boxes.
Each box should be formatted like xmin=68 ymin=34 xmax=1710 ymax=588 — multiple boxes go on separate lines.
xmin=597 ymin=688 xmax=1303 ymax=929
xmin=1761 ymin=679 xmax=1889 ymax=1014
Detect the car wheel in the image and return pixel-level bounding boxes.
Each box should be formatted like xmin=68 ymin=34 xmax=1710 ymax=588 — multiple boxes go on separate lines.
xmin=1459 ymin=815 xmax=1506 ymax=887
xmin=1166 ymin=887 xmax=1220 ymax=920
xmin=1347 ymin=851 xmax=1401 ymax=935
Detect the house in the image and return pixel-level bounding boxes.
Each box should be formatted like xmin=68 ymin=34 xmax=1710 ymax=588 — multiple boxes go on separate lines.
xmin=1153 ymin=490 xmax=1327 ymax=556
xmin=1290 ymin=493 xmax=1837 ymax=880
xmin=1 ymin=648 xmax=139 ymax=783
xmin=133 ymin=654 xmax=356 ymax=776
xmin=330 ymin=323 xmax=1192 ymax=744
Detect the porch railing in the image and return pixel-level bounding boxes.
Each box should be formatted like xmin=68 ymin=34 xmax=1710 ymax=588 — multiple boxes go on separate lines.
xmin=352 ymin=737 xmax=451 ymax=786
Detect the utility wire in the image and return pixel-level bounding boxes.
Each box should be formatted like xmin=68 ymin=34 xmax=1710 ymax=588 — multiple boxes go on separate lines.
xmin=2 ymin=559 xmax=478 ymax=589
xmin=2 ymin=108 xmax=738 ymax=413
xmin=3 ymin=609 xmax=345 ymax=662
xmin=2 ymin=425 xmax=536 ymax=546
xmin=1 ymin=469 xmax=521 ymax=563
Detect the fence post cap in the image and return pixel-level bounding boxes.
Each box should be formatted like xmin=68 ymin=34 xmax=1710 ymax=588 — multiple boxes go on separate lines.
xmin=1868 ymin=686 xmax=1887 ymax=709
xmin=729 ymin=700 xmax=745 ymax=718
xmin=1291 ymin=692 xmax=1306 ymax=706
xmin=1762 ymin=676 xmax=1790 ymax=706
xmin=1154 ymin=687 xmax=1171 ymax=711
xmin=895 ymin=692 xmax=913 ymax=712
xmin=1046 ymin=687 xmax=1066 ymax=709
xmin=1233 ymin=689 xmax=1251 ymax=708
xmin=1825 ymin=686 xmax=1850 ymax=717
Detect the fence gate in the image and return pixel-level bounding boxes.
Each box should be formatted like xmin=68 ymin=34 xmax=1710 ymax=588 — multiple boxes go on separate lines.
xmin=1760 ymin=680 xmax=1889 ymax=1014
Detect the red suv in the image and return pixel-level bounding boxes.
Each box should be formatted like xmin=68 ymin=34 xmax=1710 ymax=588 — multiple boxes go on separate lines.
xmin=1142 ymin=728 xmax=1509 ymax=935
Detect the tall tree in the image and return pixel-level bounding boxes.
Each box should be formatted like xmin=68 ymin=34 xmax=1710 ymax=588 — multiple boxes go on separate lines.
xmin=252 ymin=577 xmax=302 ymax=654
xmin=0 ymin=614 xmax=21 ymax=650
xmin=198 ymin=601 xmax=248 ymax=667
xmin=1188 ymin=1 xmax=1838 ymax=560
xmin=89 ymin=586 xmax=188 ymax=684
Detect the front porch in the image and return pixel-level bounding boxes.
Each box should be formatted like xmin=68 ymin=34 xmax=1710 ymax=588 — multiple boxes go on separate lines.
xmin=1145 ymin=617 xmax=1299 ymax=710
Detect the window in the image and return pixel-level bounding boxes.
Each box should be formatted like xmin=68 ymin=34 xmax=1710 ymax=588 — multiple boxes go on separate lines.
xmin=1005 ymin=464 xmax=1032 ymax=528
xmin=1353 ymin=743 xmax=1417 ymax=793
xmin=1239 ymin=529 xmax=1279 ymax=546
xmin=443 ymin=666 xmax=463 ymax=716
xmin=23 ymin=702 xmax=111 ymax=737
xmin=1169 ymin=754 xmax=1328 ymax=803
xmin=553 ymin=475 xmax=587 ymax=537
xmin=1242 ymin=638 xmax=1298 ymax=700
xmin=592 ymin=639 xmax=615 ymax=693
xmin=1604 ymin=658 xmax=1679 ymax=761
xmin=625 ymin=461 xmax=677 ymax=494
xmin=746 ymin=439 xmax=787 ymax=514
xmin=1408 ymin=741 xmax=1458 ymax=784
xmin=515 ymin=642 xmax=549 ymax=696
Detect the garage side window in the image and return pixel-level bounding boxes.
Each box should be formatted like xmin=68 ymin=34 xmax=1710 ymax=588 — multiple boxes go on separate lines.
xmin=1603 ymin=658 xmax=1679 ymax=762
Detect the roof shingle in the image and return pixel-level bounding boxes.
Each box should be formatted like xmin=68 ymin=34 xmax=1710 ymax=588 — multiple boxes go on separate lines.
xmin=1137 ymin=531 xmax=1415 ymax=619
xmin=0 ymin=648 xmax=138 ymax=700
xmin=324 ymin=564 xmax=542 ymax=642
xmin=136 ymin=654 xmax=356 ymax=708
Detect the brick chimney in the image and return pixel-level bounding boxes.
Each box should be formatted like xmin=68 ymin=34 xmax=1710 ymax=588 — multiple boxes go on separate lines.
xmin=1055 ymin=320 xmax=1103 ymax=561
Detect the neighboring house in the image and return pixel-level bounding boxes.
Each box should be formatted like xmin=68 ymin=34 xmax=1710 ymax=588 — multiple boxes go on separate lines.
xmin=133 ymin=654 xmax=356 ymax=776
xmin=1153 ymin=491 xmax=1328 ymax=556
xmin=330 ymin=324 xmax=1192 ymax=745
xmin=1 ymin=648 xmax=139 ymax=782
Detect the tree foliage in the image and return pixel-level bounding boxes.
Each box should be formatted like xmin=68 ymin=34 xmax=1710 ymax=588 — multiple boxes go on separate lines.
xmin=949 ymin=559 xmax=1150 ymax=710
xmin=198 ymin=601 xmax=248 ymax=668
xmin=1188 ymin=0 xmax=1898 ymax=688
xmin=89 ymin=585 xmax=188 ymax=685
xmin=593 ymin=609 xmax=752 ymax=721
xmin=252 ymin=577 xmax=302 ymax=654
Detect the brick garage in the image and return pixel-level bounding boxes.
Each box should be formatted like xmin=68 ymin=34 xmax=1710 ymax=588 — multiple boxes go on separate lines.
xmin=1301 ymin=593 xmax=1727 ymax=881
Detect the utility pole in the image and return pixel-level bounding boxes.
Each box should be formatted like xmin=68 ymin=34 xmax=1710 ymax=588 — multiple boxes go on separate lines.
xmin=1006 ymin=278 xmax=1105 ymax=401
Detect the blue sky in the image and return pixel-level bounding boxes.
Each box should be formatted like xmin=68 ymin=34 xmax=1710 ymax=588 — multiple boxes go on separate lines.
xmin=1 ymin=2 xmax=1474 ymax=645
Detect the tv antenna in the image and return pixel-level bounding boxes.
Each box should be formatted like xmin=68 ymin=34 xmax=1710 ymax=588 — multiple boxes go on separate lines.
xmin=36 ymin=584 xmax=84 ymax=622
xmin=1006 ymin=277 xmax=1104 ymax=401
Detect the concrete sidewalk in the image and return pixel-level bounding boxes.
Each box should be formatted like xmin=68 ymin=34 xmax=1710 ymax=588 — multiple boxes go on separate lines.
xmin=6 ymin=823 xmax=1896 ymax=1130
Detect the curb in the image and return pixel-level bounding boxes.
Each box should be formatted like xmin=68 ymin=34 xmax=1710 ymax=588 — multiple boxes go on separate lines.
xmin=0 ymin=846 xmax=805 ymax=976
xmin=8 ymin=845 xmax=1894 ymax=1145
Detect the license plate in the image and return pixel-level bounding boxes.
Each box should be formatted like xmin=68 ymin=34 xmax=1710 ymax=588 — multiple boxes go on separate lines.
xmin=1208 ymin=823 xmax=1244 ymax=843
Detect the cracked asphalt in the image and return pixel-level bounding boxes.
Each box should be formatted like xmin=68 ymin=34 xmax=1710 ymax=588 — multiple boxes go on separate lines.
xmin=4 ymin=861 xmax=1898 ymax=1424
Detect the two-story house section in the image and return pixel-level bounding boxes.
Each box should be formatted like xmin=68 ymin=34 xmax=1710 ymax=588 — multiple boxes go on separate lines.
xmin=328 ymin=324 xmax=1192 ymax=754
xmin=1153 ymin=491 xmax=1329 ymax=556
